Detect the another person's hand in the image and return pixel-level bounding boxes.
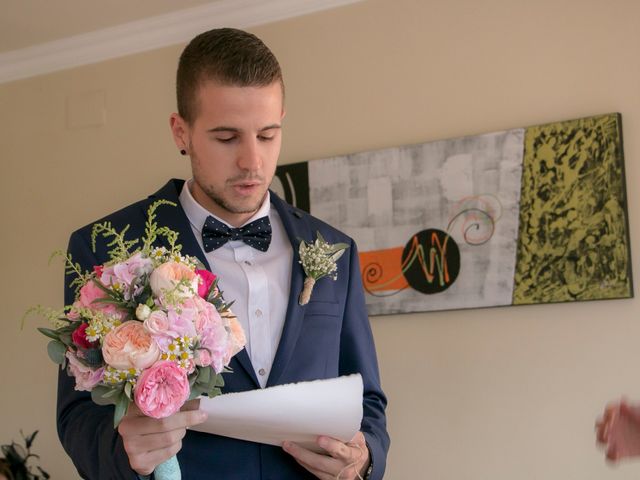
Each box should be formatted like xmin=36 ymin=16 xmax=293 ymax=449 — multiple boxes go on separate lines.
xmin=596 ymin=399 xmax=640 ymax=461
xmin=283 ymin=431 xmax=370 ymax=479
xmin=117 ymin=399 xmax=207 ymax=476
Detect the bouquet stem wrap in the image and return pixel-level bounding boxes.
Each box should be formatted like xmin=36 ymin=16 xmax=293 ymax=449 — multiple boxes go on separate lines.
xmin=154 ymin=455 xmax=180 ymax=480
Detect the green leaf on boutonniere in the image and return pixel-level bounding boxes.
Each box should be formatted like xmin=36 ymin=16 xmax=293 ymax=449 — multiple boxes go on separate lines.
xmin=298 ymin=231 xmax=349 ymax=305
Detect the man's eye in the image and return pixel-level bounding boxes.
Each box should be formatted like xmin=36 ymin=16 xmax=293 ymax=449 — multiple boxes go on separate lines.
xmin=258 ymin=135 xmax=274 ymax=142
xmin=216 ymin=137 xmax=235 ymax=143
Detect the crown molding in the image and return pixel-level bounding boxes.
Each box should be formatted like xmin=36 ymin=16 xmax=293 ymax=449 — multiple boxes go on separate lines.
xmin=0 ymin=0 xmax=364 ymax=84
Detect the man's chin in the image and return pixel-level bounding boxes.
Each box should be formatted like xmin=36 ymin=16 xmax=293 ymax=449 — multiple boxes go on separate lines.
xmin=222 ymin=195 xmax=264 ymax=215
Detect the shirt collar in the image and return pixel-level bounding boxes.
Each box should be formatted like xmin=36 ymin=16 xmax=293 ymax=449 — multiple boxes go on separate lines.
xmin=179 ymin=178 xmax=271 ymax=233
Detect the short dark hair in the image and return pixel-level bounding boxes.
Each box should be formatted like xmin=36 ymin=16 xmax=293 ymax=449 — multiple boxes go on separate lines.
xmin=176 ymin=28 xmax=284 ymax=124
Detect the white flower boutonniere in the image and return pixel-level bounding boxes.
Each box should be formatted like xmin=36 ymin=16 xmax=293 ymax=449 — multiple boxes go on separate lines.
xmin=298 ymin=232 xmax=349 ymax=305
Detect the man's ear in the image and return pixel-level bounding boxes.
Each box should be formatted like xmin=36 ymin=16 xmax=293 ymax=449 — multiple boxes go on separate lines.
xmin=169 ymin=113 xmax=189 ymax=152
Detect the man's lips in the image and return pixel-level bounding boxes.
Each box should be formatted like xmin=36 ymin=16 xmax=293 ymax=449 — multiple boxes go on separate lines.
xmin=231 ymin=182 xmax=263 ymax=194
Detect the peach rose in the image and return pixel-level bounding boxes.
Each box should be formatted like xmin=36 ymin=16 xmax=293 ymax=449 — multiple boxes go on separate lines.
xmin=225 ymin=314 xmax=246 ymax=362
xmin=102 ymin=321 xmax=160 ymax=370
xmin=149 ymin=261 xmax=199 ymax=300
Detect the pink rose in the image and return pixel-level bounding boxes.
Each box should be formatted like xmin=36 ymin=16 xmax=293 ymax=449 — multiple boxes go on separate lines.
xmin=77 ymin=280 xmax=111 ymax=311
xmin=102 ymin=321 xmax=160 ymax=370
xmin=66 ymin=351 xmax=104 ymax=391
xmin=134 ymin=361 xmax=190 ymax=418
xmin=143 ymin=308 xmax=196 ymax=351
xmin=150 ymin=262 xmax=199 ymax=301
xmin=143 ymin=310 xmax=171 ymax=348
xmin=195 ymin=348 xmax=212 ymax=368
xmin=71 ymin=322 xmax=97 ymax=349
xmin=195 ymin=269 xmax=217 ymax=298
xmin=73 ymin=280 xmax=127 ymax=321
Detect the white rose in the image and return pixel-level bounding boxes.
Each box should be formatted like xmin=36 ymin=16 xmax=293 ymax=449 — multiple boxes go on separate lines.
xmin=136 ymin=303 xmax=151 ymax=321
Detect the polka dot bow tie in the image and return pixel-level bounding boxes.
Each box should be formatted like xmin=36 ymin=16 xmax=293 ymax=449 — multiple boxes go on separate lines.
xmin=202 ymin=215 xmax=272 ymax=252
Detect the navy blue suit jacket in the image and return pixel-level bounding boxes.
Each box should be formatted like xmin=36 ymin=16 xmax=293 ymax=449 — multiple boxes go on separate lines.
xmin=57 ymin=179 xmax=389 ymax=479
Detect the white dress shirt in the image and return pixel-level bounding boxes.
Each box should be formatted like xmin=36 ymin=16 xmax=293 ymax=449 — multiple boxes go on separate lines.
xmin=179 ymin=180 xmax=293 ymax=388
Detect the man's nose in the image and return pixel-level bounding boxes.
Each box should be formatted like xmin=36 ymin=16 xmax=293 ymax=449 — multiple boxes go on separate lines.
xmin=237 ymin=139 xmax=261 ymax=171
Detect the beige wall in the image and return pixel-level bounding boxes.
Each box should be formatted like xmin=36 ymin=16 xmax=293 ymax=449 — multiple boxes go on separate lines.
xmin=1 ymin=0 xmax=639 ymax=478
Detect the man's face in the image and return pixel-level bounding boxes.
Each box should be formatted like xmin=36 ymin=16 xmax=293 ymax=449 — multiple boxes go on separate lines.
xmin=172 ymin=80 xmax=284 ymax=226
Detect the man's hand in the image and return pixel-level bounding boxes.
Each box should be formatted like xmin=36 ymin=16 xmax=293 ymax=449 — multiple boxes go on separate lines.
xmin=596 ymin=399 xmax=640 ymax=461
xmin=283 ymin=431 xmax=370 ymax=480
xmin=117 ymin=399 xmax=207 ymax=476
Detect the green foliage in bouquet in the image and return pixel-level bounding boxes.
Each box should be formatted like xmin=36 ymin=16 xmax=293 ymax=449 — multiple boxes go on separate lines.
xmin=27 ymin=200 xmax=240 ymax=428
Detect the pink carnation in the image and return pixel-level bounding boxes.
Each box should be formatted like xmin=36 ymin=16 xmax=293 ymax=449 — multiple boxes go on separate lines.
xmin=195 ymin=269 xmax=217 ymax=298
xmin=134 ymin=361 xmax=190 ymax=418
xmin=66 ymin=351 xmax=104 ymax=391
xmin=71 ymin=322 xmax=97 ymax=349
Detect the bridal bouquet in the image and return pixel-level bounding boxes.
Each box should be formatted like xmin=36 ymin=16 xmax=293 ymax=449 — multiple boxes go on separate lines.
xmin=32 ymin=200 xmax=245 ymax=479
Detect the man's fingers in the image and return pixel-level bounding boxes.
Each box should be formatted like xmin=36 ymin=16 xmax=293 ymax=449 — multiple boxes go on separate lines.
xmin=122 ymin=427 xmax=187 ymax=454
xmin=318 ymin=436 xmax=353 ymax=461
xmin=283 ymin=441 xmax=342 ymax=473
xmin=119 ymin=409 xmax=207 ymax=436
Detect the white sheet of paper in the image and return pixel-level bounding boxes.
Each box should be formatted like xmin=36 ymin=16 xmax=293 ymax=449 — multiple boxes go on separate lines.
xmin=192 ymin=374 xmax=363 ymax=452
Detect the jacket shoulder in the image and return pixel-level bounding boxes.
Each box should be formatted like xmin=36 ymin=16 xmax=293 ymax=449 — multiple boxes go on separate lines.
xmin=70 ymin=179 xmax=184 ymax=240
xmin=70 ymin=198 xmax=152 ymax=241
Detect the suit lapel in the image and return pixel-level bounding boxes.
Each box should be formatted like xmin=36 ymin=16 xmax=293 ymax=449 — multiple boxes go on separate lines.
xmin=267 ymin=192 xmax=313 ymax=387
xmin=147 ymin=179 xmax=211 ymax=270
xmin=148 ymin=179 xmax=259 ymax=387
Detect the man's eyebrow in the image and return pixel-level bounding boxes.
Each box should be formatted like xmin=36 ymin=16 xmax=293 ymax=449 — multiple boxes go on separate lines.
xmin=260 ymin=124 xmax=282 ymax=131
xmin=207 ymin=126 xmax=240 ymax=133
xmin=206 ymin=124 xmax=281 ymax=133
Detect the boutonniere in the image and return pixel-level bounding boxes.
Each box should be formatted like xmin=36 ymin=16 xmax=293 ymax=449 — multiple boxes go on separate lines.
xmin=298 ymin=232 xmax=349 ymax=305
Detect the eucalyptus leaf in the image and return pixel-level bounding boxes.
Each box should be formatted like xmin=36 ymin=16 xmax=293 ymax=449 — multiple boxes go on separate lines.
xmin=207 ymin=387 xmax=222 ymax=398
xmin=37 ymin=328 xmax=60 ymax=341
xmin=91 ymin=385 xmax=119 ymax=406
xmin=113 ymin=393 xmax=130 ymax=428
xmin=124 ymin=382 xmax=133 ymax=400
xmin=189 ymin=384 xmax=207 ymax=400
xmin=197 ymin=366 xmax=212 ymax=385
xmin=59 ymin=332 xmax=73 ymax=346
xmin=47 ymin=341 xmax=66 ymax=364
xmin=102 ymin=386 xmax=125 ymax=398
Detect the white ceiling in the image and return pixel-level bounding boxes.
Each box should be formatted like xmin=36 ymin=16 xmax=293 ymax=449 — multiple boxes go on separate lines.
xmin=0 ymin=0 xmax=365 ymax=83
xmin=0 ymin=0 xmax=219 ymax=53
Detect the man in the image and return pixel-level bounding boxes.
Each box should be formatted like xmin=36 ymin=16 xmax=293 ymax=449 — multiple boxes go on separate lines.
xmin=596 ymin=398 xmax=640 ymax=461
xmin=57 ymin=28 xmax=389 ymax=479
